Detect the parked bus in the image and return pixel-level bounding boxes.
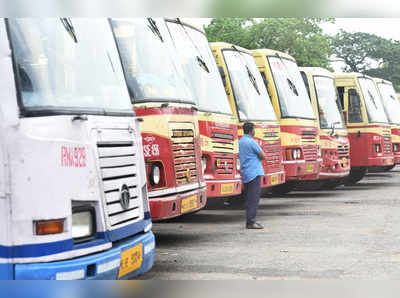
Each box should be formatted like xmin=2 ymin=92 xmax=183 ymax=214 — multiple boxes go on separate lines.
xmin=334 ymin=73 xmax=394 ymax=184
xmin=111 ymin=19 xmax=206 ymax=220
xmin=300 ymin=67 xmax=351 ymax=188
xmin=0 ymin=18 xmax=154 ymax=279
xmin=210 ymin=43 xmax=285 ymax=190
xmin=374 ymin=78 xmax=400 ymax=170
xmin=252 ymin=49 xmax=321 ymax=194
xmin=165 ymin=19 xmax=242 ymax=199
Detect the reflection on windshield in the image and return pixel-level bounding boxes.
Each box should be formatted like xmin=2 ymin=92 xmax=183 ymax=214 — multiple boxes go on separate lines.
xmin=112 ymin=18 xmax=193 ymax=104
xmin=268 ymin=56 xmax=315 ymax=119
xmin=358 ymin=78 xmax=388 ymax=124
xmin=313 ymin=76 xmax=345 ymax=129
xmin=8 ymin=18 xmax=133 ymax=114
xmin=166 ymin=21 xmax=232 ymax=114
xmin=223 ymin=50 xmax=277 ymax=121
xmin=377 ymin=82 xmax=400 ymax=125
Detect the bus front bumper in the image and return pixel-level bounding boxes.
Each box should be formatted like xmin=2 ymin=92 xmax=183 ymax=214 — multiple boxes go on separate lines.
xmin=14 ymin=231 xmax=155 ymax=280
xmin=149 ymin=187 xmax=207 ymax=220
xmin=367 ymin=155 xmax=394 ymax=167
xmin=205 ymin=178 xmax=242 ymax=198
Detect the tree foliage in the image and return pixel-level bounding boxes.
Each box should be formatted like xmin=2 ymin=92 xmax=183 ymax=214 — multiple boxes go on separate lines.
xmin=331 ymin=30 xmax=400 ymax=91
xmin=204 ymin=18 xmax=334 ymax=68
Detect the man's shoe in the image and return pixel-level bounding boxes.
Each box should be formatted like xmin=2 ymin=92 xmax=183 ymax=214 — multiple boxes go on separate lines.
xmin=246 ymin=222 xmax=264 ymax=229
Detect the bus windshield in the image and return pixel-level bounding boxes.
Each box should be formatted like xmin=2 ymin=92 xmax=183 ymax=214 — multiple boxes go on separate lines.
xmin=268 ymin=56 xmax=315 ymax=119
xmin=314 ymin=76 xmax=345 ymax=129
xmin=166 ymin=21 xmax=232 ymax=115
xmin=222 ymin=50 xmax=277 ymax=122
xmin=8 ymin=18 xmax=133 ymax=115
xmin=358 ymin=77 xmax=388 ymax=124
xmin=111 ymin=18 xmax=193 ymax=104
xmin=376 ymin=82 xmax=400 ymax=125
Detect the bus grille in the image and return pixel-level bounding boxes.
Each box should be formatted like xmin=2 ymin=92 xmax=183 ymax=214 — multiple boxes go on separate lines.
xmin=263 ymin=143 xmax=282 ymax=168
xmin=301 ymin=130 xmax=317 ymax=144
xmin=337 ymin=145 xmax=350 ymax=158
xmin=303 ymin=145 xmax=318 ymax=161
xmin=212 ymin=132 xmax=234 ymax=175
xmin=383 ymin=130 xmax=392 ymax=154
xmin=170 ymin=124 xmax=199 ymax=185
xmin=97 ymin=139 xmax=141 ymax=228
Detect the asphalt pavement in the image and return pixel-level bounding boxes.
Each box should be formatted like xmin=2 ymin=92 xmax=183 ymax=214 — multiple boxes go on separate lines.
xmin=140 ymin=167 xmax=400 ymax=279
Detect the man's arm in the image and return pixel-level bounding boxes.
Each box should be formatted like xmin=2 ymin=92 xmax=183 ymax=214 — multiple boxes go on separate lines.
xmin=251 ymin=139 xmax=265 ymax=160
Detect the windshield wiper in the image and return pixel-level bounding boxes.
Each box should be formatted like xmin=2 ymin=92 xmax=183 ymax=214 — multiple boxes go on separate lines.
xmin=274 ymin=53 xmax=300 ymax=97
xmin=176 ymin=18 xmax=210 ymax=73
xmin=60 ymin=18 xmax=78 ymax=43
xmin=232 ymin=45 xmax=260 ymax=95
xmin=368 ymin=90 xmax=378 ymax=109
xmin=147 ymin=18 xmax=164 ymax=42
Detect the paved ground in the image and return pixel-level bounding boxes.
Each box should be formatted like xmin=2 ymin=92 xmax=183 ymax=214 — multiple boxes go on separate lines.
xmin=140 ymin=167 xmax=400 ymax=279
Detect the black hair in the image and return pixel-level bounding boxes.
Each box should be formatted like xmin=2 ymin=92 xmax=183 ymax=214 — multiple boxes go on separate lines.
xmin=243 ymin=122 xmax=254 ymax=135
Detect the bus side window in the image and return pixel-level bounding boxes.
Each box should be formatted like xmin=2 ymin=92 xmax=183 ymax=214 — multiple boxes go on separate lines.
xmin=300 ymin=71 xmax=311 ymax=100
xmin=348 ymin=88 xmax=363 ymax=123
xmin=337 ymin=87 xmax=344 ymax=110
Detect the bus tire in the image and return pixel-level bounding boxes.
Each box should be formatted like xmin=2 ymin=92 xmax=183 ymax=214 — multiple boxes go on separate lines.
xmin=384 ymin=165 xmax=396 ymax=172
xmin=270 ymin=181 xmax=295 ymax=196
xmin=344 ymin=167 xmax=367 ymax=185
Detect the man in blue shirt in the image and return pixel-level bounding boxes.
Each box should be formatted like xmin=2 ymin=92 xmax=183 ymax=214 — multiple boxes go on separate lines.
xmin=239 ymin=122 xmax=265 ymax=229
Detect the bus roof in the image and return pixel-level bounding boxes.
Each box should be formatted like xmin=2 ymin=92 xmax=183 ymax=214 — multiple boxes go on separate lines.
xmin=299 ymin=67 xmax=334 ymax=79
xmin=251 ymin=48 xmax=296 ymax=62
xmin=210 ymin=42 xmax=252 ymax=55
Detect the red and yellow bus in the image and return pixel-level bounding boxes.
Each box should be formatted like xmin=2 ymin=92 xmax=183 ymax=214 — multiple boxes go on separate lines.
xmin=334 ymin=73 xmax=394 ymax=184
xmin=252 ymin=49 xmax=321 ymax=194
xmin=165 ymin=19 xmax=242 ymax=198
xmin=300 ymin=67 xmax=351 ymax=188
xmin=211 ymin=43 xmax=285 ymax=190
xmin=374 ymin=78 xmax=400 ymax=170
xmin=111 ymin=18 xmax=206 ymax=219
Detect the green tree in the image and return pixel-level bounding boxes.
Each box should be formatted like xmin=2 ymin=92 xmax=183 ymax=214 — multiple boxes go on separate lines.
xmin=204 ymin=18 xmax=334 ymax=68
xmin=331 ymin=30 xmax=400 ymax=91
xmin=330 ymin=30 xmax=389 ymax=72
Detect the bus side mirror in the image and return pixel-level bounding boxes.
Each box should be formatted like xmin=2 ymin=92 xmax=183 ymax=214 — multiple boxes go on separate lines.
xmin=218 ymin=66 xmax=227 ymax=87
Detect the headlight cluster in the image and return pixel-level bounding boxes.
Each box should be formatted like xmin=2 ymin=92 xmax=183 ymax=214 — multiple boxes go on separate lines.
xmin=318 ymin=148 xmax=322 ymax=158
xmin=236 ymin=158 xmax=240 ymax=171
xmin=393 ymin=144 xmax=399 ymax=152
xmin=201 ymin=156 xmax=207 ymax=174
xmin=150 ymin=164 xmax=161 ymax=186
xmin=72 ymin=207 xmax=95 ymax=243
xmin=374 ymin=144 xmax=381 ymax=153
xmin=286 ymin=148 xmax=302 ymax=160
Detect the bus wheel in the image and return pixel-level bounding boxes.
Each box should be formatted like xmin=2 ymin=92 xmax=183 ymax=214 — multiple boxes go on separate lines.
xmin=270 ymin=182 xmax=295 ymax=196
xmin=319 ymin=179 xmax=344 ymax=190
xmin=384 ymin=165 xmax=396 ymax=172
xmin=344 ymin=167 xmax=367 ymax=185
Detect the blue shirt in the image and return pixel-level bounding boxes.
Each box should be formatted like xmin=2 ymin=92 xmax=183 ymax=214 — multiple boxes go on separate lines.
xmin=239 ymin=134 xmax=265 ymax=183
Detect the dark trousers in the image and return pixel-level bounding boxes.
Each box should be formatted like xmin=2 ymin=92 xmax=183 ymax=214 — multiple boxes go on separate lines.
xmin=243 ymin=176 xmax=261 ymax=225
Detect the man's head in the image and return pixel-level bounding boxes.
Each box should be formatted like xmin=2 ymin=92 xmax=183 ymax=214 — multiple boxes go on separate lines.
xmin=243 ymin=122 xmax=255 ymax=137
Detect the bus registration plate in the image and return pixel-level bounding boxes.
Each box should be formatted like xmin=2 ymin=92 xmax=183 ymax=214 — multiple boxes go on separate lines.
xmin=118 ymin=244 xmax=143 ymax=278
xmin=387 ymin=158 xmax=393 ymax=165
xmin=181 ymin=195 xmax=198 ymax=214
xmin=270 ymin=174 xmax=279 ymax=185
xmin=342 ymin=157 xmax=348 ymax=167
xmin=306 ymin=164 xmax=315 ymax=173
xmin=221 ymin=183 xmax=234 ymax=195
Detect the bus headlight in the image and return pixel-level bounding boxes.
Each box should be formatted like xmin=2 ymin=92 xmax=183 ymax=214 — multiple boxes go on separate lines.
xmin=72 ymin=207 xmax=95 ymax=243
xmin=393 ymin=144 xmax=399 ymax=152
xmin=236 ymin=158 xmax=240 ymax=171
xmin=318 ymin=148 xmax=322 ymax=158
xmin=150 ymin=164 xmax=161 ymax=186
xmin=201 ymin=156 xmax=207 ymax=174
xmin=374 ymin=144 xmax=381 ymax=153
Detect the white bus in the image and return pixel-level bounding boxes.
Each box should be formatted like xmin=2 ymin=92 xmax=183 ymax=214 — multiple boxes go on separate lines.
xmin=0 ymin=18 xmax=154 ymax=279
